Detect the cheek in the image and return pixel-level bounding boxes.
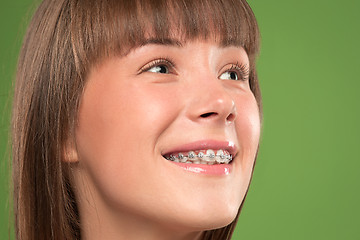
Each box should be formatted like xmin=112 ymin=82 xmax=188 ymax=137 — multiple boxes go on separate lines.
xmin=74 ymin=78 xmax=182 ymax=201
xmin=76 ymin=81 xmax=178 ymax=159
xmin=234 ymin=93 xmax=261 ymax=169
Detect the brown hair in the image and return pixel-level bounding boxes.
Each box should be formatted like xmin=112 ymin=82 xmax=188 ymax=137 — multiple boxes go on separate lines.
xmin=12 ymin=0 xmax=260 ymax=239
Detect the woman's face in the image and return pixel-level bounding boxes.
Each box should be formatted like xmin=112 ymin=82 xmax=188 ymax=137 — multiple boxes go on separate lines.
xmin=74 ymin=39 xmax=260 ymax=236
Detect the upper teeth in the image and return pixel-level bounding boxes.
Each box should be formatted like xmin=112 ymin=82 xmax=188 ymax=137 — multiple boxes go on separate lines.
xmin=165 ymin=149 xmax=232 ymax=165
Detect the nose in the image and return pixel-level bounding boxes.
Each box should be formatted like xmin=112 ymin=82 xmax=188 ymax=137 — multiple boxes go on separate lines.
xmin=185 ymin=77 xmax=237 ymax=125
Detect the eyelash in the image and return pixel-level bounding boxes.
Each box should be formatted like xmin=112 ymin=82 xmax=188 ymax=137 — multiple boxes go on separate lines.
xmin=139 ymin=58 xmax=250 ymax=81
xmin=224 ymin=62 xmax=250 ymax=81
xmin=139 ymin=58 xmax=176 ymax=74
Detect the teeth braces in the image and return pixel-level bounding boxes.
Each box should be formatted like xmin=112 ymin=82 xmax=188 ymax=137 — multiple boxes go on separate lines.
xmin=165 ymin=152 xmax=232 ymax=161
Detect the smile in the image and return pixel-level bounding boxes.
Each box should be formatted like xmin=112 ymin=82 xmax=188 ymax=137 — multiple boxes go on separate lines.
xmin=163 ymin=149 xmax=233 ymax=165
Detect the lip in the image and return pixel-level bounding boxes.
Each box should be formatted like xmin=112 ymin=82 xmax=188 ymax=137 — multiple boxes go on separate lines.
xmin=162 ymin=139 xmax=238 ymax=176
xmin=162 ymin=139 xmax=237 ymax=157
xmin=169 ymin=162 xmax=233 ymax=175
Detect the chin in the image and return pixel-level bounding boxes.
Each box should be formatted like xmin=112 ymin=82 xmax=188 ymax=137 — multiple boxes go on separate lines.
xmin=198 ymin=214 xmax=237 ymax=231
xmin=203 ymin=205 xmax=239 ymax=229
xmin=168 ymin=200 xmax=240 ymax=232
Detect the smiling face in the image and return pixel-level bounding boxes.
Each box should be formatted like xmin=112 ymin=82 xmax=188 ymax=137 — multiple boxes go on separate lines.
xmin=73 ymin=39 xmax=260 ymax=239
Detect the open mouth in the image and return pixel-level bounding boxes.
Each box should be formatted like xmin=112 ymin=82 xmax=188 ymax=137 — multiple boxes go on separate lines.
xmin=163 ymin=149 xmax=233 ymax=165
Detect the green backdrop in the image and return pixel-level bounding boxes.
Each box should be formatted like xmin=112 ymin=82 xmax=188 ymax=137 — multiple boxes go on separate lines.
xmin=1 ymin=0 xmax=359 ymax=239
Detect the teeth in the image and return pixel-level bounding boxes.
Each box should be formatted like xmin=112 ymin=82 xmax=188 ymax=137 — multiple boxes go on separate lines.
xmin=188 ymin=151 xmax=196 ymax=159
xmin=165 ymin=149 xmax=233 ymax=165
xmin=204 ymin=149 xmax=216 ymax=164
xmin=216 ymin=150 xmax=226 ymax=163
xmin=180 ymin=156 xmax=187 ymax=163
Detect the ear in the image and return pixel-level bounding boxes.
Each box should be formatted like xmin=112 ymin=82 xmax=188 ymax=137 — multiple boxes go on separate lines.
xmin=63 ymin=138 xmax=79 ymax=163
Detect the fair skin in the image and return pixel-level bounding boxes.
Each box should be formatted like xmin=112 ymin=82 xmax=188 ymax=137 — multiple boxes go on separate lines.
xmin=72 ymin=39 xmax=260 ymax=240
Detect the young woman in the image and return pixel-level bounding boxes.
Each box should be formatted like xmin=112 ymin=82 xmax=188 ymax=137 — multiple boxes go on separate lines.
xmin=12 ymin=0 xmax=261 ymax=239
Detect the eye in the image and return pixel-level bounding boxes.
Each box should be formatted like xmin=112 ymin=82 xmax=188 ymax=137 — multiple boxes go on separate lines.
xmin=219 ymin=63 xmax=249 ymax=81
xmin=147 ymin=65 xmax=169 ymax=74
xmin=219 ymin=71 xmax=239 ymax=81
xmin=139 ymin=58 xmax=175 ymax=75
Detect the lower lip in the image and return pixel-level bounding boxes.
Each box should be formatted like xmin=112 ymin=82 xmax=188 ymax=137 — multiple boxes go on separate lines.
xmin=170 ymin=162 xmax=232 ymax=175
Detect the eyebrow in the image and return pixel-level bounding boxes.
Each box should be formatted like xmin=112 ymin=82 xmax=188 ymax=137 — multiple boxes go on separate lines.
xmin=139 ymin=38 xmax=184 ymax=48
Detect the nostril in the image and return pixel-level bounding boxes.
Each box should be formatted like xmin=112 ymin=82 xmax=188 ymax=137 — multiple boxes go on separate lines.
xmin=226 ymin=113 xmax=236 ymax=122
xmin=200 ymin=112 xmax=218 ymax=118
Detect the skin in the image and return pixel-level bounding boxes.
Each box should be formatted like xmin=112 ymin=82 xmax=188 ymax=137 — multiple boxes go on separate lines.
xmin=71 ymin=39 xmax=261 ymax=240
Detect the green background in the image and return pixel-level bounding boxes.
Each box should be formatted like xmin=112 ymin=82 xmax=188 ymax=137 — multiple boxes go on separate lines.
xmin=1 ymin=0 xmax=359 ymax=239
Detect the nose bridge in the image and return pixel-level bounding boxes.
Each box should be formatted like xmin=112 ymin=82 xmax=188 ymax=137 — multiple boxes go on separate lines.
xmin=184 ymin=69 xmax=237 ymax=124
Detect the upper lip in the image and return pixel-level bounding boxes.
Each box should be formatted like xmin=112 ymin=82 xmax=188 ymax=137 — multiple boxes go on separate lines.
xmin=161 ymin=139 xmax=238 ymax=157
